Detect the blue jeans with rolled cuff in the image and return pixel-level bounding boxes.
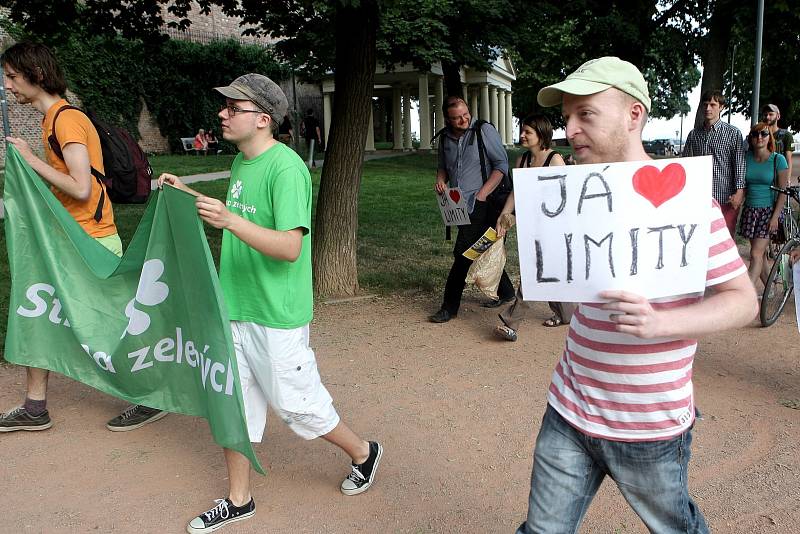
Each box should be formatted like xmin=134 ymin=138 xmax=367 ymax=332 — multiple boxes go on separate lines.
xmin=515 ymin=405 xmax=708 ymax=534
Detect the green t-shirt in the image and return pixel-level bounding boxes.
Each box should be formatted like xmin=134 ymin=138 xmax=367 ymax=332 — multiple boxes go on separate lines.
xmin=744 ymin=152 xmax=788 ymax=208
xmin=219 ymin=143 xmax=313 ymax=329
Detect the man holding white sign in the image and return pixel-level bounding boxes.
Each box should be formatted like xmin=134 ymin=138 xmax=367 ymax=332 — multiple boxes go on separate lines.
xmin=514 ymin=57 xmax=757 ymax=534
xmin=430 ymin=96 xmax=515 ymax=323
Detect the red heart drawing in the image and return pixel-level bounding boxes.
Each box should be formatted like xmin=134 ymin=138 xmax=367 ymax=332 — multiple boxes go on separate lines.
xmin=632 ymin=163 xmax=686 ymax=208
xmin=448 ymin=189 xmax=461 ymax=203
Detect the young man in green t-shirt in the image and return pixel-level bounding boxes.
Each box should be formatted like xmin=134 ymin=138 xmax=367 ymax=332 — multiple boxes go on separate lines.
xmin=159 ymin=74 xmax=382 ymax=534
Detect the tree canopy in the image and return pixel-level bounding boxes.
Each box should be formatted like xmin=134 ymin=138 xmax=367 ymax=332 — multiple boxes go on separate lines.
xmin=725 ymin=0 xmax=800 ymax=130
xmin=510 ymin=1 xmax=702 ymax=126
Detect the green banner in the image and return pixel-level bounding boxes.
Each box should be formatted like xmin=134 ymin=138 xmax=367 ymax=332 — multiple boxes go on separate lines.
xmin=3 ymin=146 xmax=263 ymax=474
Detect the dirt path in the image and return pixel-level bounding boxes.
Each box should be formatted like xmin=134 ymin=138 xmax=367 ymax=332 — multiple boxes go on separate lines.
xmin=2 ymin=291 xmax=799 ymax=533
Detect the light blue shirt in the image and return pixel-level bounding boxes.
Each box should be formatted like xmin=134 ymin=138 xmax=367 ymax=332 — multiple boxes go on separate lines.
xmin=437 ymin=120 xmax=509 ymax=212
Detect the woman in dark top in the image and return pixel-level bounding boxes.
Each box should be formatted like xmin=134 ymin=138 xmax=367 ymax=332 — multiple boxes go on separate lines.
xmin=494 ymin=114 xmax=569 ymax=341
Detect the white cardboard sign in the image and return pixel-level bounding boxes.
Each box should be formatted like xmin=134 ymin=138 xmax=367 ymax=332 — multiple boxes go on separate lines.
xmin=515 ymin=156 xmax=713 ymax=302
xmin=437 ymin=187 xmax=471 ymax=226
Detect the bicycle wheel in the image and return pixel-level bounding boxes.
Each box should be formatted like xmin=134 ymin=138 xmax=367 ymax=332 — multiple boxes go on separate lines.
xmin=760 ymin=237 xmax=798 ymax=327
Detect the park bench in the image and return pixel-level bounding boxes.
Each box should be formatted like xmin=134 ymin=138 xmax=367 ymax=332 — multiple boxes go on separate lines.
xmin=180 ymin=137 xmax=197 ymax=154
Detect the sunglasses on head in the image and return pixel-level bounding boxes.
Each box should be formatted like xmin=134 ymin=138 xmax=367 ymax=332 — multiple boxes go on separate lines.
xmin=750 ymin=130 xmax=769 ymax=138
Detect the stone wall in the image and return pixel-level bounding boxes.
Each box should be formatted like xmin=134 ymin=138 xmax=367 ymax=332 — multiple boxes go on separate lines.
xmin=136 ymin=100 xmax=170 ymax=154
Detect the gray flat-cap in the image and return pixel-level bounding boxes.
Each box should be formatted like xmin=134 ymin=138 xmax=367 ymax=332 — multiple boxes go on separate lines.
xmin=215 ymin=73 xmax=288 ymax=123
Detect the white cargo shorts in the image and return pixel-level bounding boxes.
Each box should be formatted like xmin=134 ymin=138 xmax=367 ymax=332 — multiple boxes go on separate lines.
xmin=231 ymin=321 xmax=340 ymax=442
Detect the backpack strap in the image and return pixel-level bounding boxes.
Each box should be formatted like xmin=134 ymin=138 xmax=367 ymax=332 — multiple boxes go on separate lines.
xmin=48 ymin=105 xmax=106 ymax=223
xmin=431 ymin=126 xmax=448 ymax=144
xmin=773 ymin=152 xmax=778 ymax=186
xmin=473 ymin=120 xmax=512 ymax=194
xmin=543 ymin=151 xmax=557 ymax=167
xmin=473 ymin=120 xmax=489 ymax=184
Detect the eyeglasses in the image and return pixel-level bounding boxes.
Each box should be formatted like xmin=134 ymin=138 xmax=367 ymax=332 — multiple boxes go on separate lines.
xmin=749 ymin=130 xmax=770 ymax=138
xmin=220 ymin=104 xmax=264 ymax=117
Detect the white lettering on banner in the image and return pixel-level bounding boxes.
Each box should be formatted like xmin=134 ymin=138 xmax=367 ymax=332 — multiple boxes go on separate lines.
xmin=126 ymin=327 xmax=234 ymax=396
xmin=16 ymin=283 xmax=70 ymax=327
xmin=15 ymin=283 xmax=235 ymax=397
xmin=129 ymin=346 xmax=153 ymax=372
xmin=81 ymin=344 xmax=116 ymax=373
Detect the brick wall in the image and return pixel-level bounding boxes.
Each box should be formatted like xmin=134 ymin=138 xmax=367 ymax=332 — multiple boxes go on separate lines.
xmin=162 ymin=3 xmax=275 ymax=46
xmin=137 ymin=100 xmax=170 ymax=153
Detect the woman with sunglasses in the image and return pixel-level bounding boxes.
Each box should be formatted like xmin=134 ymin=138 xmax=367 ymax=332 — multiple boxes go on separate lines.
xmin=739 ymin=122 xmax=789 ymax=289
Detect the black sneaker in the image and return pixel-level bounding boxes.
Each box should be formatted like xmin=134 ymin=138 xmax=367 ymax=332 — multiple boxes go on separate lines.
xmin=187 ymin=498 xmax=255 ymax=534
xmin=429 ymin=309 xmax=455 ymax=323
xmin=341 ymin=441 xmax=383 ymax=496
xmin=106 ymin=405 xmax=167 ymax=432
xmin=0 ymin=406 xmax=52 ymax=432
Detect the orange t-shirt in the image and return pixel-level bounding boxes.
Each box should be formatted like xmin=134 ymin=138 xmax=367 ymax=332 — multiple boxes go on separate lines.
xmin=41 ymin=99 xmax=117 ymax=237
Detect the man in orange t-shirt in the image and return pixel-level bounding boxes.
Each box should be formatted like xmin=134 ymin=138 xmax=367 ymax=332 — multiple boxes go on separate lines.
xmin=0 ymin=41 xmax=166 ymax=433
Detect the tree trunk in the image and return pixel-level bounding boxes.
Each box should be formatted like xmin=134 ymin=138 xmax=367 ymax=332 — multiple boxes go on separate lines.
xmin=694 ymin=0 xmax=737 ymax=128
xmin=311 ymin=2 xmax=378 ymax=297
xmin=441 ymin=60 xmax=463 ymax=99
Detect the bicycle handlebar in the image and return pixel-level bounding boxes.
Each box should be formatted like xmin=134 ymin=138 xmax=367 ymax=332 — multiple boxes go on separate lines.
xmin=769 ymin=184 xmax=800 ymax=202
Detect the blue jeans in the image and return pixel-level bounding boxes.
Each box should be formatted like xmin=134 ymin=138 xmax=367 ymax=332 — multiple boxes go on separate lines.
xmin=516 ymin=406 xmax=708 ymax=534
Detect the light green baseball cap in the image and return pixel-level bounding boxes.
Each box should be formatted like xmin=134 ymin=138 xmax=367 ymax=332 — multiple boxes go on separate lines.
xmin=537 ymin=56 xmax=651 ymax=112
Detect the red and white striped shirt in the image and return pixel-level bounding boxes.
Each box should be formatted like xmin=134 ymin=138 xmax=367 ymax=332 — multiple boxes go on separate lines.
xmin=547 ymin=201 xmax=746 ymax=441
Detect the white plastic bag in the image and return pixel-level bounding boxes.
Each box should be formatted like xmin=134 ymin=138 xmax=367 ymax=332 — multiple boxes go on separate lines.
xmin=465 ymin=237 xmax=507 ymax=299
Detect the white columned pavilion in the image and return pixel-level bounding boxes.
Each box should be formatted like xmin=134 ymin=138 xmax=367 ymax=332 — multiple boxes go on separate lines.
xmin=402 ymin=85 xmax=412 ymax=150
xmin=320 ymin=53 xmax=515 ymax=153
xmin=468 ymin=87 xmax=479 ymax=120
xmin=418 ymin=74 xmax=431 ymax=150
xmin=365 ymin=104 xmax=375 ymax=151
xmin=480 ymin=84 xmax=490 ymax=122
xmin=434 ymin=77 xmax=444 ymax=135
xmin=392 ymin=86 xmax=402 ymax=151
xmin=497 ymin=89 xmax=506 ymax=145
xmin=489 ymin=86 xmax=498 ymax=127
xmin=323 ymin=92 xmax=332 ymax=145
xmin=505 ymin=92 xmax=514 ymax=146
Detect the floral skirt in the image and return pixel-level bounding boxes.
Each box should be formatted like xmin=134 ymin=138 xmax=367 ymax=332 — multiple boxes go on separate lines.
xmin=738 ymin=206 xmax=778 ymax=239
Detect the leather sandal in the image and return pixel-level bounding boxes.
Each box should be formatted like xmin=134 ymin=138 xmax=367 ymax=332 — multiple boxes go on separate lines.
xmin=542 ymin=315 xmax=565 ymax=327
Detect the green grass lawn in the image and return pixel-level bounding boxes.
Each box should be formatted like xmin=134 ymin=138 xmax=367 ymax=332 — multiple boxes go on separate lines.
xmin=0 ymin=151 xmax=522 ymax=359
xmin=149 ymin=154 xmax=237 ymax=177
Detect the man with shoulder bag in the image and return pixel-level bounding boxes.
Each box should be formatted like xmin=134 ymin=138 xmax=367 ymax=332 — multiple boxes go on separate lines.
xmin=430 ymin=96 xmax=515 ymax=323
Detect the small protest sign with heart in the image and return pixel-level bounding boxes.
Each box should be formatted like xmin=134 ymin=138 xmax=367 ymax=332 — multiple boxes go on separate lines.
xmin=437 ymin=186 xmax=470 ymax=226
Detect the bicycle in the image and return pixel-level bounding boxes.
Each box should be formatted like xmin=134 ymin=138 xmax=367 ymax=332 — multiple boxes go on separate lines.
xmin=759 ymin=183 xmax=800 ymax=326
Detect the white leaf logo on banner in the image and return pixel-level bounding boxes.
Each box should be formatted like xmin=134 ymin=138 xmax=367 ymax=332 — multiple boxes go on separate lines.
xmin=124 ymin=259 xmax=170 ymax=336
